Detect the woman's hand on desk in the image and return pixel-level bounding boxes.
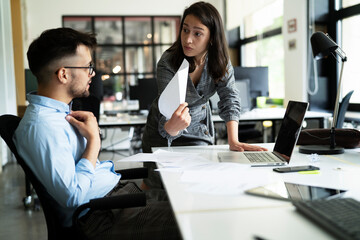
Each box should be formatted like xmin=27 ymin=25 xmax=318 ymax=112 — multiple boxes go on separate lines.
xmin=229 ymin=141 xmax=268 ymax=152
xmin=226 ymin=120 xmax=267 ymax=151
xmin=164 ymin=102 xmax=191 ymax=136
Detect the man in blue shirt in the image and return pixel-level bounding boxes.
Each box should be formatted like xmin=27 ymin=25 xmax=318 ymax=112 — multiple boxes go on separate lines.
xmin=14 ymin=28 xmax=181 ymax=240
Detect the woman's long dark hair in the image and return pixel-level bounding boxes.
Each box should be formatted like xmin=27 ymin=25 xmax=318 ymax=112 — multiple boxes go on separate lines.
xmin=167 ymin=1 xmax=229 ymax=83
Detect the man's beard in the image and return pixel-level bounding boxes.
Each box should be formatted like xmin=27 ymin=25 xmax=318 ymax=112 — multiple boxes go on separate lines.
xmin=69 ymin=83 xmax=90 ymax=99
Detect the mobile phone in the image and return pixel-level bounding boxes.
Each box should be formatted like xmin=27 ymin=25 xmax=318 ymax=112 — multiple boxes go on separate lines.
xmin=273 ymin=165 xmax=319 ymax=173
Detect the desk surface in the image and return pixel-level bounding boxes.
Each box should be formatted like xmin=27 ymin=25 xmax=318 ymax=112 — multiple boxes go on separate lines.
xmin=154 ymin=144 xmax=360 ymax=240
xmin=345 ymin=111 xmax=360 ymax=122
xmin=213 ymin=108 xmax=331 ymax=122
xmin=99 ymin=113 xmax=148 ymax=127
xmin=99 ymin=108 xmax=331 ymax=127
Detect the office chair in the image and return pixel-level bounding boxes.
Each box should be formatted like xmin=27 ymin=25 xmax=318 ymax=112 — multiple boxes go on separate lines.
xmin=335 ymin=90 xmax=354 ymax=128
xmin=0 ymin=114 xmax=147 ymax=240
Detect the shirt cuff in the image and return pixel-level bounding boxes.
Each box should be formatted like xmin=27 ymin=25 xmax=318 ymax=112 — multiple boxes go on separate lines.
xmin=158 ymin=115 xmax=182 ymax=142
xmin=76 ymin=158 xmax=96 ymax=174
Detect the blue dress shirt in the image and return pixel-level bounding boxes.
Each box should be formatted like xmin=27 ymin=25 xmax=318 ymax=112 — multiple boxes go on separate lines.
xmin=14 ymin=94 xmax=120 ymax=226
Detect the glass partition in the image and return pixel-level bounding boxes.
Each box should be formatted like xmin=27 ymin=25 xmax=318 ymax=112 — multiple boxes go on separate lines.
xmin=63 ymin=15 xmax=180 ymax=101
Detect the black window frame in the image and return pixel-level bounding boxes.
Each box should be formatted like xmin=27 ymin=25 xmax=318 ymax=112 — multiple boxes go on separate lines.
xmin=62 ymin=15 xmax=181 ymax=99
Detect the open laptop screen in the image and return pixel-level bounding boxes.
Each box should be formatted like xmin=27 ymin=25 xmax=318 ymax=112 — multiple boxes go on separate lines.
xmin=273 ymin=101 xmax=309 ymax=161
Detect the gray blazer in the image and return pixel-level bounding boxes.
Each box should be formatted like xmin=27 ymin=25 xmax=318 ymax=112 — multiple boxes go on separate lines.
xmin=142 ymin=51 xmax=241 ymax=152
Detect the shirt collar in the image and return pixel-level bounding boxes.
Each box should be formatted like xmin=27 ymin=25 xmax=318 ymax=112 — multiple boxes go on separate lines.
xmin=26 ymin=93 xmax=71 ymax=114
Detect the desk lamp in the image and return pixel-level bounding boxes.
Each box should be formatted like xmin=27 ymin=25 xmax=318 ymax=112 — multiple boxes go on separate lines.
xmin=299 ymin=31 xmax=346 ymax=154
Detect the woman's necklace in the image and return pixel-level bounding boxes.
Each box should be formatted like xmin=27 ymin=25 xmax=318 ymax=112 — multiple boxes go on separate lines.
xmin=195 ymin=60 xmax=205 ymax=68
xmin=195 ymin=53 xmax=207 ymax=68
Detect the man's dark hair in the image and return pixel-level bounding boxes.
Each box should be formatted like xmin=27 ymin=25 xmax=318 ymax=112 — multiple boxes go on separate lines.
xmin=27 ymin=27 xmax=97 ymax=84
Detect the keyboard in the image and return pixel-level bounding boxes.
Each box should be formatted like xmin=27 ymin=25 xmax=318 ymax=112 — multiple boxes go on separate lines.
xmin=293 ymin=198 xmax=360 ymax=240
xmin=244 ymin=152 xmax=279 ymax=162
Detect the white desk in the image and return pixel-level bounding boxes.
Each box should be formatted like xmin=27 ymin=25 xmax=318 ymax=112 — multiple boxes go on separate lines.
xmin=154 ymin=144 xmax=360 ymax=240
xmin=213 ymin=108 xmax=330 ymax=125
xmin=99 ymin=108 xmax=331 ymax=128
xmin=345 ymin=111 xmax=360 ymax=123
xmin=99 ymin=113 xmax=148 ymax=128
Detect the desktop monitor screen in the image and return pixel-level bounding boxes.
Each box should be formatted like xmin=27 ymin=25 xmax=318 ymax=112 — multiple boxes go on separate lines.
xmin=137 ymin=78 xmax=158 ymax=111
xmin=25 ymin=69 xmax=38 ymax=93
xmin=129 ymin=85 xmax=140 ymax=101
xmin=209 ymin=79 xmax=251 ymax=113
xmin=235 ymin=79 xmax=251 ymax=112
xmin=233 ymin=66 xmax=269 ymax=108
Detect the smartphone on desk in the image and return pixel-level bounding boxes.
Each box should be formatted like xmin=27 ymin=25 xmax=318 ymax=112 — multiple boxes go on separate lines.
xmin=273 ymin=165 xmax=319 ymax=173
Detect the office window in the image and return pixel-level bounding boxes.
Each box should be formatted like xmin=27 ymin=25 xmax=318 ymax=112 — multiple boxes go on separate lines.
xmin=94 ymin=17 xmax=123 ymax=44
xmin=63 ymin=16 xmax=180 ymax=100
xmin=63 ymin=17 xmax=92 ymax=33
xmin=328 ymin=1 xmax=360 ymax=109
xmin=342 ymin=0 xmax=360 ymax=8
xmin=243 ymin=1 xmax=283 ymax=38
xmin=341 ymin=15 xmax=360 ymax=103
xmin=241 ymin=0 xmax=284 ymax=98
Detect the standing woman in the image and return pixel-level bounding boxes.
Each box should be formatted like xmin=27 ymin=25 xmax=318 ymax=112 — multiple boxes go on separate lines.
xmin=142 ymin=1 xmax=267 ymax=189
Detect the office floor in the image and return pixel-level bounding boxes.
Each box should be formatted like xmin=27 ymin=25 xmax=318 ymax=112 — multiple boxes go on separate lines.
xmin=0 ymin=150 xmax=142 ymax=240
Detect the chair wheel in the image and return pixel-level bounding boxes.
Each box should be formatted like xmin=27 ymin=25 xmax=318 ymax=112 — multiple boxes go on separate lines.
xmin=23 ymin=196 xmax=33 ymax=209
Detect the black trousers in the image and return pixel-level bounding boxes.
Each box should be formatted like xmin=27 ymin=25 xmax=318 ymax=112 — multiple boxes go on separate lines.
xmin=78 ymin=181 xmax=182 ymax=240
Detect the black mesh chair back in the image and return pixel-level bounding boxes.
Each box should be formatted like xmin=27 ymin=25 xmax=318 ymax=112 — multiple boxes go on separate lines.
xmin=336 ymin=90 xmax=354 ymax=128
xmin=0 ymin=114 xmax=75 ymax=239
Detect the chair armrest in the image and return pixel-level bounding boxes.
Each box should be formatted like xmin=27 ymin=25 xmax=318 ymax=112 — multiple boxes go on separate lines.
xmin=72 ymin=192 xmax=146 ymax=226
xmin=116 ymin=167 xmax=148 ymax=180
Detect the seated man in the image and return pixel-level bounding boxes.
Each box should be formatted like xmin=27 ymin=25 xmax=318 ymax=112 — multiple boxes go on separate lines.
xmin=14 ymin=27 xmax=181 ymax=240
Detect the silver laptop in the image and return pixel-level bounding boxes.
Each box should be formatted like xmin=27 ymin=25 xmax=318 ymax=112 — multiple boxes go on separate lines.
xmin=218 ymin=100 xmax=309 ymax=166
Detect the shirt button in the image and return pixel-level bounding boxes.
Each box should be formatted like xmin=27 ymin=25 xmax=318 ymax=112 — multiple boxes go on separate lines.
xmin=204 ymin=130 xmax=209 ymax=135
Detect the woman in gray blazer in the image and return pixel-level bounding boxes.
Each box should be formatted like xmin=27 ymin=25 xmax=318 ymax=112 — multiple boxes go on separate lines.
xmin=142 ymin=1 xmax=267 ymax=189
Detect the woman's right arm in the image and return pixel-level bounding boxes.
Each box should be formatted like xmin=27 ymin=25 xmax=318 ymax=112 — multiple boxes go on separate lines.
xmin=156 ymin=53 xmax=191 ymax=138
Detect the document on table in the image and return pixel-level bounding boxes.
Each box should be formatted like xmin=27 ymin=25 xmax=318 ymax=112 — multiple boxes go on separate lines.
xmin=116 ymin=149 xmax=213 ymax=171
xmin=158 ymin=59 xmax=189 ymax=119
xmin=116 ymin=153 xmax=158 ymax=162
xmin=180 ymin=164 xmax=273 ymax=195
xmin=117 ymin=150 xmax=275 ymax=195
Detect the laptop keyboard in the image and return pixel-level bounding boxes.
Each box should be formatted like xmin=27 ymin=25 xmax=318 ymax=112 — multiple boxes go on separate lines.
xmin=244 ymin=152 xmax=279 ymax=162
xmin=293 ymin=198 xmax=360 ymax=240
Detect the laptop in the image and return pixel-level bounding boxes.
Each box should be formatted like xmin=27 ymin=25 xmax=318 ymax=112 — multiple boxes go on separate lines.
xmin=218 ymin=100 xmax=309 ymax=166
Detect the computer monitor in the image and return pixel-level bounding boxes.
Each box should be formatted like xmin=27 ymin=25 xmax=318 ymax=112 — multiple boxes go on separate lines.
xmin=129 ymin=85 xmax=140 ymax=101
xmin=235 ymin=79 xmax=251 ymax=112
xmin=209 ymin=79 xmax=251 ymax=113
xmin=137 ymin=78 xmax=158 ymax=111
xmin=233 ymin=66 xmax=269 ymax=108
xmin=25 ymin=69 xmax=38 ymax=93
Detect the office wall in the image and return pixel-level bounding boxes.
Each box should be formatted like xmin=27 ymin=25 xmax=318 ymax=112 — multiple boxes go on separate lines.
xmin=282 ymin=0 xmax=308 ymax=104
xmin=22 ymin=0 xmax=223 ymax=68
xmin=0 ymin=0 xmax=17 ymax=169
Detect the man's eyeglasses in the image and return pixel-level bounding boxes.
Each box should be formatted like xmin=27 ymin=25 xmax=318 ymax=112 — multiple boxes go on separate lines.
xmin=56 ymin=63 xmax=95 ymax=75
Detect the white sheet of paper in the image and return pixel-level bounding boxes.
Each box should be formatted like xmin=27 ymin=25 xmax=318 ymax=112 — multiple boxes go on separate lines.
xmin=116 ymin=153 xmax=157 ymax=162
xmin=153 ymin=149 xmax=212 ymax=169
xmin=158 ymin=59 xmax=189 ymax=119
xmin=182 ymin=167 xmax=273 ymax=195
